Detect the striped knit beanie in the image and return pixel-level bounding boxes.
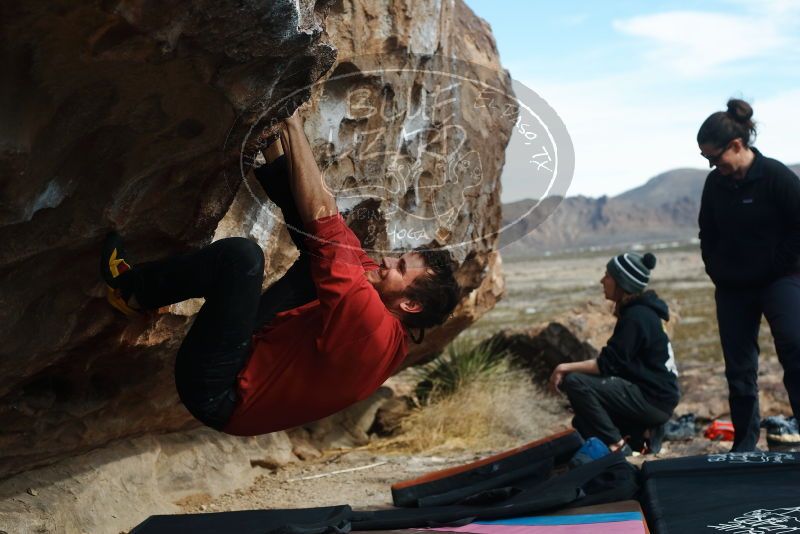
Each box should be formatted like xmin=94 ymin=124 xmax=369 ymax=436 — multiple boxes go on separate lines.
xmin=606 ymin=252 xmax=657 ymax=294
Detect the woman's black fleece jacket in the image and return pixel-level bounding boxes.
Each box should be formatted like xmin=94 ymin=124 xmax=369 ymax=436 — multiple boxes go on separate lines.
xmin=698 ymin=147 xmax=800 ymax=289
xmin=596 ymin=291 xmax=680 ymax=414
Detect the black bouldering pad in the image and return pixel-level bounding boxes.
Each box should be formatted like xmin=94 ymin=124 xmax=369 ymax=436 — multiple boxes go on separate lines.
xmin=641 ymin=451 xmax=800 ymax=533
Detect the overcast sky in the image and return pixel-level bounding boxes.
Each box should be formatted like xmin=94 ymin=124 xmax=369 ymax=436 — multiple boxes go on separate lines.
xmin=465 ymin=0 xmax=800 ymax=200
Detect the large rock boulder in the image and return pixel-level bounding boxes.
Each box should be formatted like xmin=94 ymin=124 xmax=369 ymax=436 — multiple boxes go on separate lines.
xmin=489 ymin=322 xmax=600 ymax=383
xmin=485 ymin=300 xmax=619 ymax=382
xmin=0 ymin=0 xmax=512 ymax=479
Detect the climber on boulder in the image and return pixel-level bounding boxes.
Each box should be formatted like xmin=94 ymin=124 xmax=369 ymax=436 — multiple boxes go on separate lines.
xmin=100 ymin=112 xmax=460 ymax=436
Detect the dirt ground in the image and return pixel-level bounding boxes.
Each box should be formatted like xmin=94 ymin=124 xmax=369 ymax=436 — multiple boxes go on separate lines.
xmin=181 ymin=419 xmax=764 ymax=514
xmin=179 ymin=245 xmax=789 ymax=515
xmin=178 ymin=448 xmax=492 ymax=513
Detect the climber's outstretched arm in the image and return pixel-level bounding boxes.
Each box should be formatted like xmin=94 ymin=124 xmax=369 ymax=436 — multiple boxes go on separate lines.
xmin=279 ymin=113 xmax=338 ymax=224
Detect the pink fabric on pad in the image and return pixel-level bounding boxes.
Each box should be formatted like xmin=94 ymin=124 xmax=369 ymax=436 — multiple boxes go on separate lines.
xmin=428 ymin=520 xmax=646 ymax=534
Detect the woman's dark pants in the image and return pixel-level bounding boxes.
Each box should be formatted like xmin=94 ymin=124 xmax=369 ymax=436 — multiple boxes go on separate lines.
xmin=117 ymin=156 xmax=316 ymax=430
xmin=561 ymin=373 xmax=671 ymax=446
xmin=715 ymin=275 xmax=800 ymax=451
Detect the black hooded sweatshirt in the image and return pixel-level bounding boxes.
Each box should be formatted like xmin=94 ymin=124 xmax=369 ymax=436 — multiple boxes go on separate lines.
xmin=698 ymin=147 xmax=800 ymax=289
xmin=596 ymin=291 xmax=680 ymax=414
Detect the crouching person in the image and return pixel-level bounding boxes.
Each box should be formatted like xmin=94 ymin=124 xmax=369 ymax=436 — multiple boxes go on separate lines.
xmin=549 ymin=252 xmax=680 ymax=454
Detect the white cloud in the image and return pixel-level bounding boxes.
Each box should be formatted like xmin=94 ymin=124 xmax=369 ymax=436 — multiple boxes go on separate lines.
xmin=613 ymin=11 xmax=789 ymax=76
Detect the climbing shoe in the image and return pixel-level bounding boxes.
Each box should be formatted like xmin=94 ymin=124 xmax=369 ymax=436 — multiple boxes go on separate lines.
xmin=100 ymin=231 xmax=141 ymax=317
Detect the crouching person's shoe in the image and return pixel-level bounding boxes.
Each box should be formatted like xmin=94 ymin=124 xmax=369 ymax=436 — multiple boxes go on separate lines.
xmin=100 ymin=232 xmax=142 ymax=317
xmin=617 ymin=443 xmax=634 ymax=457
xmin=646 ymin=423 xmax=666 ymax=454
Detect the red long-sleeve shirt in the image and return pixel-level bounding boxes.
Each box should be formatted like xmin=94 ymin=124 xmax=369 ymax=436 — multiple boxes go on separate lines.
xmin=223 ymin=214 xmax=408 ymax=436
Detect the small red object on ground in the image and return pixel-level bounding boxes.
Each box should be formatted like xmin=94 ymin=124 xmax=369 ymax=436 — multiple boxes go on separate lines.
xmin=704 ymin=420 xmax=735 ymax=441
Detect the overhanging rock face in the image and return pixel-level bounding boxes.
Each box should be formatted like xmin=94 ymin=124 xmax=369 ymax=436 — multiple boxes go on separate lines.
xmin=0 ymin=0 xmax=512 ymax=478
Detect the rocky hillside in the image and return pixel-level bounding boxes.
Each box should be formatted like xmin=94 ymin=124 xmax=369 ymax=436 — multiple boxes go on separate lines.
xmin=0 ymin=0 xmax=512 ymax=480
xmin=500 ymin=163 xmax=800 ymax=257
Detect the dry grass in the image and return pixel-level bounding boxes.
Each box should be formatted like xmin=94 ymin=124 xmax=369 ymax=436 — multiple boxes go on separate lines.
xmin=378 ymin=367 xmax=568 ymax=454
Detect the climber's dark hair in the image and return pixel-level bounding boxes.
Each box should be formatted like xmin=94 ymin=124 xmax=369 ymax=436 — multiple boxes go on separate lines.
xmin=401 ymin=246 xmax=460 ymax=340
xmin=697 ymin=98 xmax=757 ymax=148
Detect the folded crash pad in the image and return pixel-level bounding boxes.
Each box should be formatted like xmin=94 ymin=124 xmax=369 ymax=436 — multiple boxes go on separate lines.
xmin=641 ymin=451 xmax=800 ymax=534
xmin=392 ymin=429 xmax=584 ymax=507
xmin=352 ymin=452 xmax=639 ymax=530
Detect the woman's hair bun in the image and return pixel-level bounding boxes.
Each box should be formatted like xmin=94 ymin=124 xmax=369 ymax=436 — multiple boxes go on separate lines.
xmin=726 ymin=98 xmax=754 ymax=124
xmin=698 ymin=98 xmax=756 ymax=147
xmin=642 ymin=252 xmax=657 ymax=270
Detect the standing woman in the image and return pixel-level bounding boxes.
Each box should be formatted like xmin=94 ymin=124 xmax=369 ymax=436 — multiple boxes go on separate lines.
xmin=698 ymin=98 xmax=800 ymax=452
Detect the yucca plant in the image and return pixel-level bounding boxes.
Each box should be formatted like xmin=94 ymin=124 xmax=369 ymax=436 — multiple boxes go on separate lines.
xmin=414 ymin=338 xmax=508 ymax=405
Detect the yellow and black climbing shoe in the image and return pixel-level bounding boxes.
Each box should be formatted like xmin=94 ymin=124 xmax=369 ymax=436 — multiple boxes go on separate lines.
xmin=100 ymin=231 xmax=141 ymax=317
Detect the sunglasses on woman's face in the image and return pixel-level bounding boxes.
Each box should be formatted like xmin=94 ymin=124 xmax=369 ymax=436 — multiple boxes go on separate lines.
xmin=701 ymin=141 xmax=733 ymax=165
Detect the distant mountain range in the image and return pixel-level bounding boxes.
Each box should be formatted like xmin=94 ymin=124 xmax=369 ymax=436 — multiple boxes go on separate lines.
xmin=499 ymin=163 xmax=800 ymax=258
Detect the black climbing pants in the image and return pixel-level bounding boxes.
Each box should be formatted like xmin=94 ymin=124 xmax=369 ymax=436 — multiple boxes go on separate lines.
xmin=561 ymin=372 xmax=671 ymax=446
xmin=118 ymin=155 xmax=317 ymax=430
xmin=715 ymin=275 xmax=800 ymax=452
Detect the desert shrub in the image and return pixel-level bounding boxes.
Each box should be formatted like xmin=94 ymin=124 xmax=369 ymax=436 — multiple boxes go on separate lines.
xmin=414 ymin=338 xmax=508 ymax=405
